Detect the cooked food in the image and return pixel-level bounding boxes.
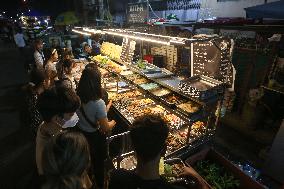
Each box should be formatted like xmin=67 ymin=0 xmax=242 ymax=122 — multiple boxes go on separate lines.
xmin=177 ymin=102 xmax=200 ymax=113
xmin=151 ymin=88 xmax=171 ymax=97
xmin=166 ymin=131 xmax=187 ymax=154
xmin=190 ymin=121 xmax=206 ymax=138
xmin=113 ymin=155 xmax=137 ymax=170
xmin=134 ymin=77 xmax=149 ymax=85
xmin=139 ymin=83 xmax=159 ymax=90
xmin=163 ymin=94 xmax=187 ymax=104
xmin=162 ymin=162 xmax=185 ymax=182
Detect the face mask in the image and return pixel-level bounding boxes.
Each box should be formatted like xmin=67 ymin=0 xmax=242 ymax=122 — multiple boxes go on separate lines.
xmin=62 ymin=113 xmax=79 ymax=128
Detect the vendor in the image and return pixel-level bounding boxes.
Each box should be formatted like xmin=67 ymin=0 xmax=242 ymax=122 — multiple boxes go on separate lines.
xmin=91 ymin=33 xmax=101 ymax=56
xmin=79 ymin=43 xmax=92 ymax=60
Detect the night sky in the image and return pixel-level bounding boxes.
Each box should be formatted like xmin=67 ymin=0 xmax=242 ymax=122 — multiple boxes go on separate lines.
xmin=1 ymin=0 xmax=130 ymax=19
xmin=1 ymin=0 xmax=75 ymax=17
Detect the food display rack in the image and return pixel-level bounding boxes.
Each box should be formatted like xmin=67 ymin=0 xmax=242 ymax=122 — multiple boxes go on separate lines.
xmin=73 ymin=28 xmax=231 ymax=165
xmin=93 ymin=56 xmax=222 ymax=160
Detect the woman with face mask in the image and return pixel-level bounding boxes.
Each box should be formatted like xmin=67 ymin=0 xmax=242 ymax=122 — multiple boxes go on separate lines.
xmin=36 ymin=87 xmax=81 ymax=176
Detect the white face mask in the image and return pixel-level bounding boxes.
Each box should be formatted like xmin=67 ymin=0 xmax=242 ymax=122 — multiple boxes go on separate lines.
xmin=62 ymin=113 xmax=79 ymax=128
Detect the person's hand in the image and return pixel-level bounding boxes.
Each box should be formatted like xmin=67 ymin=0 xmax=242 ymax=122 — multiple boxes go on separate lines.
xmin=109 ymin=120 xmax=116 ymax=128
xmin=106 ymin=100 xmax=113 ymax=112
xmin=178 ymin=166 xmax=198 ymax=178
xmin=179 ymin=166 xmax=208 ymax=189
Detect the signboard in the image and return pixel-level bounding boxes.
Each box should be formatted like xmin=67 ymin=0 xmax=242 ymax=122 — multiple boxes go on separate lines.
xmin=127 ymin=2 xmax=148 ymax=24
xmin=220 ymin=29 xmax=256 ymax=39
xmin=191 ymin=38 xmax=235 ymax=89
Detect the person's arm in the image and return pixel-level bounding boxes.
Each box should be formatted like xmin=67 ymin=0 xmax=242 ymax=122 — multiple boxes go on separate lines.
xmin=98 ymin=118 xmax=116 ymax=133
xmin=96 ymin=100 xmax=116 ymax=133
xmin=106 ymin=100 xmax=112 ymax=112
xmin=179 ymin=166 xmax=208 ymax=189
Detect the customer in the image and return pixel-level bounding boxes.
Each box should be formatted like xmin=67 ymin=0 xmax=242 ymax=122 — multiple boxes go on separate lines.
xmin=84 ymin=63 xmax=109 ymax=104
xmin=77 ymin=66 xmax=116 ymax=188
xmin=36 ymin=87 xmax=81 ymax=175
xmin=58 ymin=59 xmax=77 ymax=90
xmin=56 ymin=48 xmax=73 ymax=77
xmin=44 ymin=48 xmax=59 ymax=86
xmin=109 ymin=114 xmax=206 ymax=189
xmin=34 ymin=39 xmax=45 ymax=69
xmin=26 ymin=68 xmax=50 ymax=136
xmin=42 ymin=131 xmax=92 ymax=189
xmin=14 ymin=27 xmax=26 ymax=55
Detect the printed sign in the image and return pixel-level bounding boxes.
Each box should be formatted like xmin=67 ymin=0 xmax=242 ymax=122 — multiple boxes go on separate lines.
xmin=127 ymin=2 xmax=148 ymax=24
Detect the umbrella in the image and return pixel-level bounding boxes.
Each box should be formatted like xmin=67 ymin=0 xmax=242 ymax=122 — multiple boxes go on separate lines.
xmin=55 ymin=11 xmax=79 ymax=26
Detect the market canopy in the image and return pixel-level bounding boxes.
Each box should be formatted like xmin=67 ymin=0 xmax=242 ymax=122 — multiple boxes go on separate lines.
xmin=55 ymin=11 xmax=79 ymax=26
xmin=244 ymin=0 xmax=284 ymax=19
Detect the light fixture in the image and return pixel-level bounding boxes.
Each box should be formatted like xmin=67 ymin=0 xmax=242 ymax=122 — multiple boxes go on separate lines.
xmin=72 ymin=29 xmax=91 ymax=36
xmin=83 ymin=28 xmax=104 ymax=34
xmin=28 ymin=9 xmax=31 ymax=12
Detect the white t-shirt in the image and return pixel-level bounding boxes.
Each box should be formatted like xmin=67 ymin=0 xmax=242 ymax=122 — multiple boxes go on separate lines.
xmin=14 ymin=33 xmax=26 ymax=48
xmin=77 ymin=99 xmax=107 ymax=133
xmin=34 ymin=50 xmax=45 ymax=69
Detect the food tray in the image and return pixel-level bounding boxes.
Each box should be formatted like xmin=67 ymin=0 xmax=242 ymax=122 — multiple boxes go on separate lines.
xmin=156 ymin=76 xmax=183 ymax=90
xmin=112 ymin=151 xmax=137 ymax=170
xmin=162 ymin=158 xmax=185 ymax=183
xmin=139 ymin=83 xmax=160 ymax=91
xmin=185 ymin=148 xmax=266 ymax=189
xmin=143 ymin=68 xmax=174 ymax=79
xmin=176 ymin=101 xmax=202 ymax=117
xmin=166 ymin=128 xmax=189 ymax=156
xmin=160 ymin=93 xmax=188 ymax=107
xmin=179 ymin=75 xmax=223 ymax=100
xmin=150 ymin=87 xmax=172 ymax=97
xmin=189 ymin=121 xmax=207 ymax=142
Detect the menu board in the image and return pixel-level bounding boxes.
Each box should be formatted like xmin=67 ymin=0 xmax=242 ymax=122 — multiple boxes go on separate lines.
xmin=127 ymin=2 xmax=148 ymax=24
xmin=120 ymin=38 xmax=136 ymax=64
xmin=191 ymin=38 xmax=235 ymax=89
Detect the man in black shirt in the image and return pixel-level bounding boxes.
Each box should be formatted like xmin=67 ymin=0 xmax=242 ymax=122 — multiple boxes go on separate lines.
xmin=109 ymin=115 xmax=184 ymax=189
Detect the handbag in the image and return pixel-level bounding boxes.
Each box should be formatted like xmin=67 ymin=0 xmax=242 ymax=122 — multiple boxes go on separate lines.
xmin=80 ymin=106 xmax=100 ymax=130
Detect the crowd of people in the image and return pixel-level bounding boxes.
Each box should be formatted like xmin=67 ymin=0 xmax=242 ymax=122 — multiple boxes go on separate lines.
xmin=21 ymin=36 xmax=207 ymax=189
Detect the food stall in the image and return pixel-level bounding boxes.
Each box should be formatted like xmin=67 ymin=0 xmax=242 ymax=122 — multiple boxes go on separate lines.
xmin=72 ymin=28 xmax=241 ymax=187
xmin=73 ymin=28 xmax=234 ymax=157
